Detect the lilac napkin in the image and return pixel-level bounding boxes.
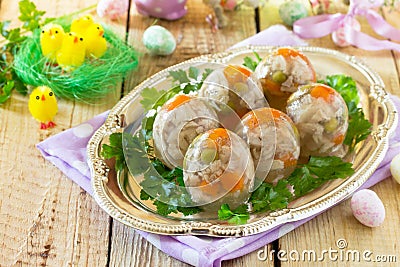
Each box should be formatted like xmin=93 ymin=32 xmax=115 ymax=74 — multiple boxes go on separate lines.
xmin=230 ymin=24 xmax=308 ymax=49
xmin=37 ymin=26 xmax=400 ymax=267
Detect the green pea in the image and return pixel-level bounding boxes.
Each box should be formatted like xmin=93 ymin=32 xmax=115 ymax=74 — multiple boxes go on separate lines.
xmin=227 ymin=100 xmax=236 ymax=109
xmin=201 ymin=148 xmax=217 ymax=163
xmin=324 ymin=118 xmax=338 ymax=132
xmin=272 ymin=71 xmax=288 ymax=84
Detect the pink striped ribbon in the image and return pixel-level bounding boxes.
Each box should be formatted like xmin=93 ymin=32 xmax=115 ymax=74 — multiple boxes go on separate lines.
xmin=293 ymin=0 xmax=400 ymax=51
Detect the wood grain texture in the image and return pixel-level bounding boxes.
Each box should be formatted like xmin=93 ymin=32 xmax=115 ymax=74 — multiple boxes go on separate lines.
xmin=124 ymin=0 xmax=257 ymax=94
xmin=0 ymin=0 xmax=121 ymax=266
xmin=1 ymin=1 xmax=400 ymax=266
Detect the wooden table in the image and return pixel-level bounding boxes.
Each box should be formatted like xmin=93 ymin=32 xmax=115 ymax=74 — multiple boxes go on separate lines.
xmin=1 ymin=0 xmax=399 ymax=266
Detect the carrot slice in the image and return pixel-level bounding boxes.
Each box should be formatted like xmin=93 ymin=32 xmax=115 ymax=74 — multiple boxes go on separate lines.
xmin=310 ymin=84 xmax=336 ymax=103
xmin=223 ymin=65 xmax=251 ymax=84
xmin=243 ymin=108 xmax=291 ymax=129
xmin=164 ymin=94 xmax=192 ymax=111
xmin=333 ymin=133 xmax=345 ymax=145
xmin=276 ymin=152 xmax=297 ymax=168
xmin=220 ymin=172 xmax=244 ymax=192
xmin=208 ymin=128 xmax=229 ymax=147
xmin=275 ymin=48 xmax=316 ymax=82
xmin=199 ymin=180 xmax=219 ymax=196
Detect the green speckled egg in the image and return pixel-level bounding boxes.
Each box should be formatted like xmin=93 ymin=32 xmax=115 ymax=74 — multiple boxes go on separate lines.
xmin=279 ymin=1 xmax=308 ymax=27
xmin=143 ymin=25 xmax=176 ymax=56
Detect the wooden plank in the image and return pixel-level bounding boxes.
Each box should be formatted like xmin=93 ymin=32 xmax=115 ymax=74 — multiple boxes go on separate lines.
xmin=0 ymin=0 xmax=127 ymax=265
xmin=124 ymin=0 xmax=257 ymax=94
xmin=258 ymin=9 xmax=400 ymax=267
xmin=108 ymin=1 xmax=272 ymax=266
xmin=259 ymin=0 xmax=312 ymax=31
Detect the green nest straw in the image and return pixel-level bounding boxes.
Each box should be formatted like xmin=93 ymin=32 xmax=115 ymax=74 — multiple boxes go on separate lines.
xmin=13 ymin=21 xmax=138 ymax=103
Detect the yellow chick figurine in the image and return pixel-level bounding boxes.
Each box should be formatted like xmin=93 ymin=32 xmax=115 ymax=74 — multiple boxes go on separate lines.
xmin=40 ymin=23 xmax=65 ymax=62
xmin=84 ymin=23 xmax=107 ymax=58
xmin=56 ymin=32 xmax=86 ymax=70
xmin=70 ymin=14 xmax=94 ymax=36
xmin=29 ymin=86 xmax=58 ymax=129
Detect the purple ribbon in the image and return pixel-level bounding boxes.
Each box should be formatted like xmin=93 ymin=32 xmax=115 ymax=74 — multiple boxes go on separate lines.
xmin=293 ymin=0 xmax=400 ymax=51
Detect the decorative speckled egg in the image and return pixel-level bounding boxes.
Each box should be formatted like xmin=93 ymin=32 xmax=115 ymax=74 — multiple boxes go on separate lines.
xmin=142 ymin=25 xmax=176 ymax=56
xmin=350 ymin=189 xmax=385 ymax=227
xmin=390 ymin=153 xmax=400 ymax=184
xmin=278 ymin=1 xmax=308 ymax=27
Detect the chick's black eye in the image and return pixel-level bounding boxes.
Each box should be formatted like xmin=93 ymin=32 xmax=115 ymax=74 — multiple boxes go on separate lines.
xmin=49 ymin=92 xmax=53 ymax=96
xmin=55 ymin=30 xmax=58 ymax=34
xmin=97 ymin=27 xmax=100 ymax=30
xmin=36 ymin=96 xmax=40 ymax=100
xmin=80 ymin=37 xmax=83 ymax=41
xmin=69 ymin=33 xmax=72 ymax=36
xmin=42 ymin=30 xmax=45 ymax=33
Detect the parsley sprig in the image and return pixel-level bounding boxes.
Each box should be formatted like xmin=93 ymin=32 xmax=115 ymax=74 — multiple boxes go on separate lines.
xmin=102 ymin=132 xmax=202 ymax=216
xmin=103 ymin=67 xmax=212 ymax=217
xmin=321 ymin=75 xmax=372 ymax=151
xmin=242 ymin=51 xmax=262 ymax=71
xmin=218 ymin=156 xmax=354 ymax=224
xmin=0 ymin=0 xmax=55 ymax=104
xmin=218 ymin=204 xmax=250 ymax=225
xmin=287 ymin=156 xmax=354 ymax=197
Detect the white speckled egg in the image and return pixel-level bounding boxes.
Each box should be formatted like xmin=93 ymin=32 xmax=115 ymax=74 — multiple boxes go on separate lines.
xmin=350 ymin=189 xmax=385 ymax=227
xmin=390 ymin=153 xmax=400 ymax=184
xmin=278 ymin=1 xmax=308 ymax=27
xmin=142 ymin=25 xmax=176 ymax=56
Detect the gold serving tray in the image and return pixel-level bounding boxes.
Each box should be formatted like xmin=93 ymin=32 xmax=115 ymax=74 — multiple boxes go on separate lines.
xmin=87 ymin=46 xmax=398 ymax=237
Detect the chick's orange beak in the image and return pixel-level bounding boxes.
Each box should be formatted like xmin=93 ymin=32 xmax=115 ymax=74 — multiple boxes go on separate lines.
xmin=41 ymin=94 xmax=46 ymax=101
xmin=99 ymin=30 xmax=104 ymax=37
xmin=74 ymin=36 xmax=78 ymax=43
xmin=49 ymin=29 xmax=53 ymax=36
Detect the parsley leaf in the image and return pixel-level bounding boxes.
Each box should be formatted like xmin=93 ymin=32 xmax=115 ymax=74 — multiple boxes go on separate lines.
xmin=101 ymin=132 xmax=150 ymax=174
xmin=153 ymin=200 xmax=179 ymax=216
xmin=0 ymin=81 xmax=14 ymax=104
xmin=123 ymin=133 xmax=150 ymax=175
xmin=201 ymin=68 xmax=213 ymax=81
xmin=19 ymin=0 xmax=46 ymax=31
xmin=288 ymin=156 xmax=354 ymax=197
xmin=169 ymin=67 xmax=213 ymax=93
xmin=140 ymin=87 xmax=167 ymax=111
xmin=218 ymin=204 xmax=250 ymax=225
xmin=323 ymin=75 xmax=359 ymax=105
xmin=242 ymin=51 xmax=262 ymax=71
xmin=249 ymin=179 xmax=292 ymax=213
xmin=101 ymin=133 xmax=125 ymax=172
xmin=169 ymin=69 xmax=190 ymax=84
xmin=344 ymin=102 xmax=372 ymax=150
xmin=188 ymin=66 xmax=199 ymax=80
xmin=140 ymin=169 xmax=203 ymax=217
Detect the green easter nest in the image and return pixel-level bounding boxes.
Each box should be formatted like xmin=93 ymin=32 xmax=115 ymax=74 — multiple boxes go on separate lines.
xmin=13 ymin=21 xmax=138 ymax=103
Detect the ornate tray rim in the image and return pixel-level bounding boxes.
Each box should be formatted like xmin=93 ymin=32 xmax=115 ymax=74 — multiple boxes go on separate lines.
xmin=87 ymin=46 xmax=398 ymax=237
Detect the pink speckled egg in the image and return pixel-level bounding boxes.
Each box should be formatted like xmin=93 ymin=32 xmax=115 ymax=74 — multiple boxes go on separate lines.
xmin=350 ymin=189 xmax=385 ymax=227
xmin=134 ymin=0 xmax=188 ymax=20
